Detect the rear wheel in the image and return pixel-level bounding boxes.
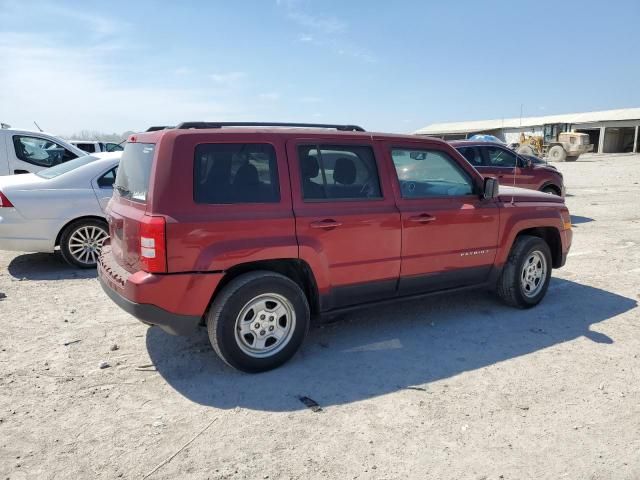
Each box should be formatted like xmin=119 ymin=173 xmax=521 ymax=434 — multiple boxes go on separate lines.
xmin=207 ymin=271 xmax=310 ymax=373
xmin=59 ymin=219 xmax=109 ymax=268
xmin=496 ymin=235 xmax=552 ymax=308
xmin=547 ymin=145 xmax=567 ymax=162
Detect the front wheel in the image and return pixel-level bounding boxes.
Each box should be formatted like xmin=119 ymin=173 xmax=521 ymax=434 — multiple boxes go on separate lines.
xmin=207 ymin=271 xmax=310 ymax=373
xmin=496 ymin=235 xmax=552 ymax=308
xmin=547 ymin=145 xmax=567 ymax=162
xmin=59 ymin=219 xmax=109 ymax=268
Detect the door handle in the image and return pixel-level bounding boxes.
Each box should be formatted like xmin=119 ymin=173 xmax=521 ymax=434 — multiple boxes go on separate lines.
xmin=408 ymin=214 xmax=436 ymax=224
xmin=14 ymin=169 xmax=29 ymax=175
xmin=310 ymin=219 xmax=342 ymax=229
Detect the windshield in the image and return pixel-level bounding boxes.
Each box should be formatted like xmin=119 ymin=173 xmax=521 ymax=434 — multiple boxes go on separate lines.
xmin=114 ymin=143 xmax=156 ymax=202
xmin=36 ymin=155 xmax=97 ymax=179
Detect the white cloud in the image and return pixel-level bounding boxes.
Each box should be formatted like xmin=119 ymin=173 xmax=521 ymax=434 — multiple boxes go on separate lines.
xmin=287 ymin=11 xmax=347 ymax=34
xmin=259 ymin=92 xmax=281 ymax=101
xmin=298 ymin=33 xmax=314 ymax=43
xmin=210 ymin=72 xmax=247 ymax=86
xmin=0 ymin=33 xmax=246 ymax=134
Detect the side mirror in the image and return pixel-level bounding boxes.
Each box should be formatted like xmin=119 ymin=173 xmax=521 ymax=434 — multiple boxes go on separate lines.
xmin=521 ymin=157 xmax=533 ymax=168
xmin=483 ymin=177 xmax=499 ymax=199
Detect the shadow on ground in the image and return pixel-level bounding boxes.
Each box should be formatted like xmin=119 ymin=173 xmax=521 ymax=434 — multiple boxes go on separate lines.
xmin=7 ymin=252 xmax=96 ymax=281
xmin=146 ymin=279 xmax=636 ymax=412
xmin=571 ymin=215 xmax=594 ymax=225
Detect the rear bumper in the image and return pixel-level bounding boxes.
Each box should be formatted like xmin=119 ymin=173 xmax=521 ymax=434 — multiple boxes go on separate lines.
xmin=98 ymin=246 xmax=223 ymax=336
xmin=99 ymin=275 xmax=201 ymax=335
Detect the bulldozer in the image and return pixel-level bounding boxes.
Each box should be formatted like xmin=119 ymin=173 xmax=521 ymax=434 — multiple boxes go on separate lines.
xmin=514 ymin=124 xmax=592 ymax=162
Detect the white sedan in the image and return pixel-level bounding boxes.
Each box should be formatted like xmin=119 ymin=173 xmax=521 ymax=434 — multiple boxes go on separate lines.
xmin=0 ymin=153 xmax=120 ymax=268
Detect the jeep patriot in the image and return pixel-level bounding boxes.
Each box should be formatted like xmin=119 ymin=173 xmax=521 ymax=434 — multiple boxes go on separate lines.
xmin=98 ymin=122 xmax=572 ymax=372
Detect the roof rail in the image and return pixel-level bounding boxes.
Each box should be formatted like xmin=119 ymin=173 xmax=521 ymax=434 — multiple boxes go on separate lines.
xmin=145 ymin=125 xmax=174 ymax=132
xmin=174 ymin=122 xmax=366 ymax=132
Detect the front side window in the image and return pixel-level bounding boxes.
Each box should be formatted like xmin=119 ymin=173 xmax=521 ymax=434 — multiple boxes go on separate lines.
xmin=298 ymin=144 xmax=382 ymax=201
xmin=391 ymin=148 xmax=474 ymax=198
xmin=13 ymin=135 xmax=78 ymax=167
xmin=194 ymin=143 xmax=279 ymax=204
xmin=484 ymin=146 xmax=517 ymax=168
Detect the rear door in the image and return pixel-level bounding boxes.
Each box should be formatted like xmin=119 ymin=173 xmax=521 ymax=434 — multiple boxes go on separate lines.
xmin=287 ymin=138 xmax=401 ymax=311
xmin=383 ymin=140 xmax=500 ymax=294
xmin=92 ymin=166 xmax=117 ymax=211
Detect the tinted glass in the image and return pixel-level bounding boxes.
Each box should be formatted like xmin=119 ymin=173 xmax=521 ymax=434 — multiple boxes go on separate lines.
xmin=391 ymin=149 xmax=474 ymax=198
xmin=97 ymin=167 xmax=118 ymax=188
xmin=114 ymin=143 xmax=155 ymax=202
xmin=13 ymin=135 xmax=78 ymax=167
xmin=485 ymin=146 xmax=517 ymax=167
xmin=194 ymin=143 xmax=279 ymax=204
xmin=77 ymin=143 xmax=96 ymax=153
xmin=36 ymin=155 xmax=97 ymax=179
xmin=456 ymin=146 xmax=483 ymax=166
xmin=298 ymin=145 xmax=381 ymax=200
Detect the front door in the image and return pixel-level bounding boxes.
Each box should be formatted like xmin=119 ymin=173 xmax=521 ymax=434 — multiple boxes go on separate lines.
xmin=8 ymin=134 xmax=78 ymax=174
xmin=384 ymin=141 xmax=500 ymax=295
xmin=478 ymin=144 xmax=536 ymax=189
xmin=287 ymin=139 xmax=401 ymax=311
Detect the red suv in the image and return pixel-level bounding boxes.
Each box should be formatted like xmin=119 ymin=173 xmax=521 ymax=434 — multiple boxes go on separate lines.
xmin=98 ymin=122 xmax=572 ymax=372
xmin=452 ymin=140 xmax=565 ymax=196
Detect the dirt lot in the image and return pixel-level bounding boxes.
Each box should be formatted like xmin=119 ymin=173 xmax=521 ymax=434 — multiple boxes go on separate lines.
xmin=1 ymin=153 xmax=639 ymax=480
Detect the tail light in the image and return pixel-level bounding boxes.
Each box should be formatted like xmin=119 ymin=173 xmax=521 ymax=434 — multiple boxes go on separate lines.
xmin=139 ymin=216 xmax=166 ymax=273
xmin=0 ymin=191 xmax=13 ymax=208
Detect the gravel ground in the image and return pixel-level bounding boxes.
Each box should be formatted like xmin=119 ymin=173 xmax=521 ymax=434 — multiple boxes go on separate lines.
xmin=1 ymin=153 xmax=639 ymax=480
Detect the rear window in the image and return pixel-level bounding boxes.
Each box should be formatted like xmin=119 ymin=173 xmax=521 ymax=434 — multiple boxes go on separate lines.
xmin=194 ymin=143 xmax=279 ymax=204
xmin=114 ymin=143 xmax=155 ymax=202
xmin=36 ymin=155 xmax=97 ymax=179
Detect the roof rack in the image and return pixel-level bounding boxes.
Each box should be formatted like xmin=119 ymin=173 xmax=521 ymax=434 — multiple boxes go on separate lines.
xmin=174 ymin=122 xmax=366 ymax=132
xmin=145 ymin=125 xmax=174 ymax=132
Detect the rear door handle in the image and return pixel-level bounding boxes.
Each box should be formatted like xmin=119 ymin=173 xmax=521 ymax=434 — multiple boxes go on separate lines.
xmin=408 ymin=214 xmax=436 ymax=224
xmin=310 ymin=219 xmax=342 ymax=229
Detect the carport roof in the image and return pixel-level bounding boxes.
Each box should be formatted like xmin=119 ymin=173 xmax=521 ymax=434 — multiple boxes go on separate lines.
xmin=414 ymin=107 xmax=640 ymax=135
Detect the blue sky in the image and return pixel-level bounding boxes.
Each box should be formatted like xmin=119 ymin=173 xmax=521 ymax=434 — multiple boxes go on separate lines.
xmin=1 ymin=0 xmax=639 ymax=135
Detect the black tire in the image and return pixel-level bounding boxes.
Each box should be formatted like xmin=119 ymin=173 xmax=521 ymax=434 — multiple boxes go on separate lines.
xmin=59 ymin=219 xmax=109 ymax=268
xmin=496 ymin=235 xmax=552 ymax=308
xmin=541 ymin=185 xmax=560 ymax=196
xmin=547 ymin=145 xmax=566 ymax=162
xmin=207 ymin=271 xmax=310 ymax=373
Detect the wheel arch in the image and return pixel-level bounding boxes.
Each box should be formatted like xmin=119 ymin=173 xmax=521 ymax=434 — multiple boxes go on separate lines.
xmin=539 ymin=182 xmax=561 ymax=195
xmin=514 ymin=226 xmax=562 ymax=268
xmin=55 ymin=215 xmax=108 ymax=247
xmin=208 ymin=258 xmax=320 ymax=318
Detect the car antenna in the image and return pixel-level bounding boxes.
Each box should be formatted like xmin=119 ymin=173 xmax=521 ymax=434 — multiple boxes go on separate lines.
xmin=34 ymin=121 xmax=43 ymax=132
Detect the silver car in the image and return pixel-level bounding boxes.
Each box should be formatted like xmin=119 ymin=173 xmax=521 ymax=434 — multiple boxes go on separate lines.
xmin=0 ymin=153 xmax=120 ymax=267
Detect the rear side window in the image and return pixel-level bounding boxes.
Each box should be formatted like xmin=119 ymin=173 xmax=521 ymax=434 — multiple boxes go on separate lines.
xmin=194 ymin=143 xmax=279 ymax=204
xmin=297 ymin=144 xmax=382 ymax=200
xmin=457 ymin=146 xmax=483 ymax=166
xmin=114 ymin=143 xmax=155 ymax=202
xmin=76 ymin=143 xmax=96 ymax=153
xmin=13 ymin=135 xmax=78 ymax=167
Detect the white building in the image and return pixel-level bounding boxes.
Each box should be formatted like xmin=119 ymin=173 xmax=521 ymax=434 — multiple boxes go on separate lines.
xmin=414 ymin=107 xmax=640 ymax=154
